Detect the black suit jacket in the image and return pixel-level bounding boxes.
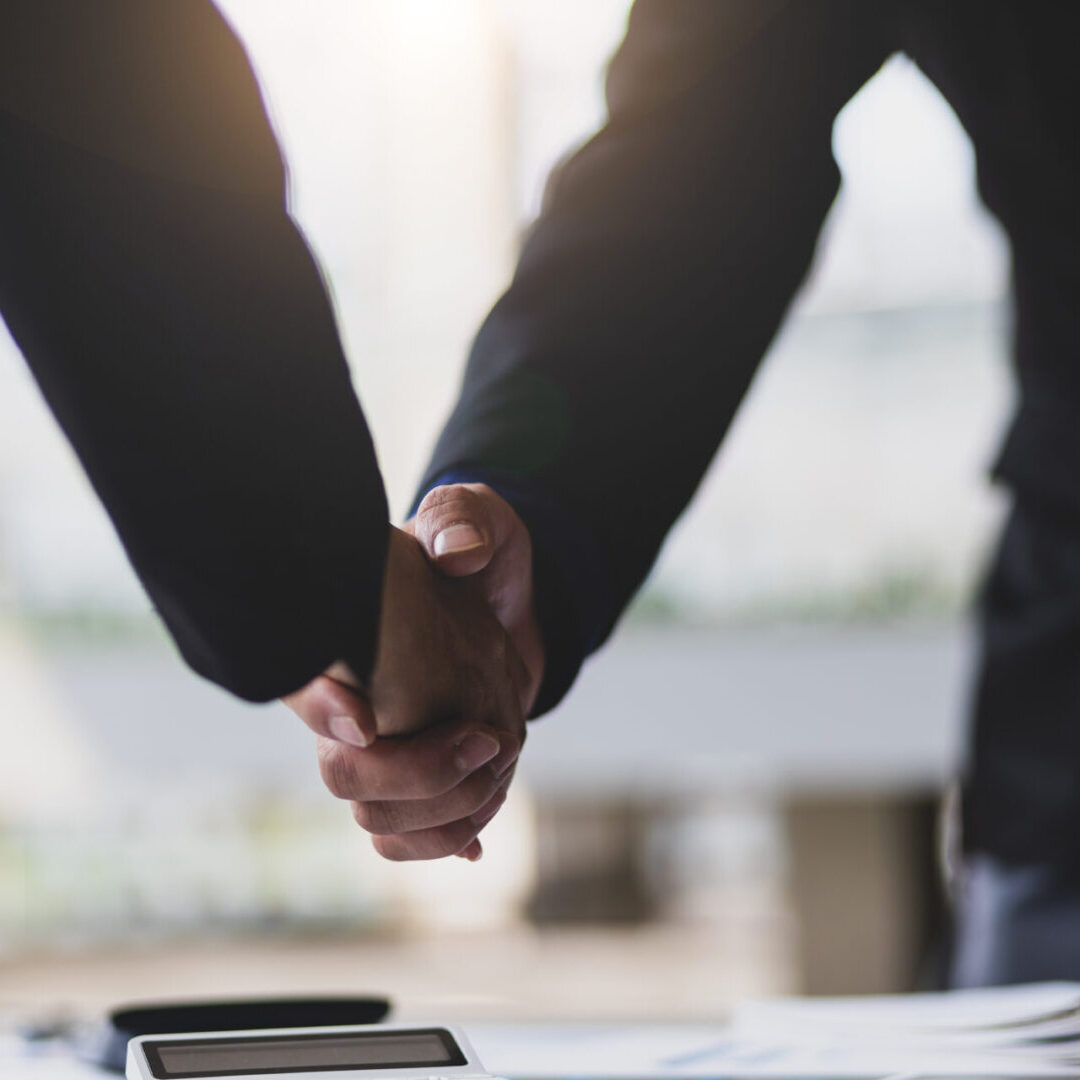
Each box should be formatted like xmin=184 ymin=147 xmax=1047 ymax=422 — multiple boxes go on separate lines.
xmin=2 ymin=2 xmax=1077 ymax=733
xmin=0 ymin=1 xmax=387 ymax=700
xmin=423 ymin=0 xmax=1080 ymax=719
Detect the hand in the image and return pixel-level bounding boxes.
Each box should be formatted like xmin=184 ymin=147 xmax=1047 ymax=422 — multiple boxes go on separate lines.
xmin=408 ymin=482 xmax=544 ymax=710
xmin=284 ymin=525 xmax=530 ymax=861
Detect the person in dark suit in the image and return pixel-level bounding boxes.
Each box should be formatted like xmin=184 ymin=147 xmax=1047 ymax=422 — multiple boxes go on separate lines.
xmin=304 ymin=1 xmax=1080 ymax=986
xmin=0 ymin=1 xmax=531 ymax=863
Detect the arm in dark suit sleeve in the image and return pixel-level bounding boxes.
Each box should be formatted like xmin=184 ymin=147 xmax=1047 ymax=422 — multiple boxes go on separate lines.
xmin=0 ymin=1 xmax=387 ymax=701
xmin=420 ymin=0 xmax=895 ymax=714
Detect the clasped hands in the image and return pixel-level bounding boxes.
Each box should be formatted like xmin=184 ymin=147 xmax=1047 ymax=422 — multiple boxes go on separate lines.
xmin=283 ymin=485 xmax=543 ymax=862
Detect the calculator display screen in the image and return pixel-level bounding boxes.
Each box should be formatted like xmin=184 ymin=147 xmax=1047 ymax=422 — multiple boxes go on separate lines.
xmin=143 ymin=1029 xmax=465 ymax=1077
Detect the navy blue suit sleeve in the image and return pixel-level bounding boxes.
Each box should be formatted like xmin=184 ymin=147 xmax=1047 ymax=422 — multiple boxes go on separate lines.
xmin=420 ymin=1 xmax=894 ymax=713
xmin=0 ymin=1 xmax=388 ymax=701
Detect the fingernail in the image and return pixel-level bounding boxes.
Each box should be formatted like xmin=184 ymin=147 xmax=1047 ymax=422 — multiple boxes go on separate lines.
xmin=329 ymin=714 xmax=370 ymax=748
xmin=434 ymin=523 xmax=484 ymax=557
xmin=471 ymin=787 xmax=507 ymax=826
xmin=454 ymin=732 xmax=500 ymax=773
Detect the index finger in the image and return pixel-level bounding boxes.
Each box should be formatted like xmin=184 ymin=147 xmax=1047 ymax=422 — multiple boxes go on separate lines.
xmin=316 ymin=721 xmax=510 ymax=803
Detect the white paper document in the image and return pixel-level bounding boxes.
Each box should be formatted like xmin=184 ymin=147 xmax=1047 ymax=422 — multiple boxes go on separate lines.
xmin=467 ymin=982 xmax=1080 ymax=1078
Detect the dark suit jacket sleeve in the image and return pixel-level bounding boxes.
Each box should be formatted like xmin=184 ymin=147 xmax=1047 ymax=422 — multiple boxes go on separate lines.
xmin=0 ymin=1 xmax=388 ymax=702
xmin=420 ymin=0 xmax=894 ymax=715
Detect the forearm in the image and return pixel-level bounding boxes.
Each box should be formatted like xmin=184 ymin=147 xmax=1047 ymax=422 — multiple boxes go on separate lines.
xmin=0 ymin=2 xmax=389 ymax=700
xmin=421 ymin=0 xmax=894 ymax=710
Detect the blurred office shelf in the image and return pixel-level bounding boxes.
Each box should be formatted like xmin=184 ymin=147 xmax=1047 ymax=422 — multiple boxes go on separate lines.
xmin=0 ymin=621 xmax=965 ymax=994
xmin=0 ymin=620 xmax=971 ymax=806
xmin=526 ymin=622 xmax=970 ymax=801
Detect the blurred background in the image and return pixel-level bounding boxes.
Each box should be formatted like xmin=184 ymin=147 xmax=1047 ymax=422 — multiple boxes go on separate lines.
xmin=0 ymin=0 xmax=1013 ymax=1025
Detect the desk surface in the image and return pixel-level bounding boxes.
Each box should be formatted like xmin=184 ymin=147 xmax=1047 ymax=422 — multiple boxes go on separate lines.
xmin=6 ymin=1020 xmax=1078 ymax=1080
xmin=0 ymin=1021 xmax=845 ymax=1080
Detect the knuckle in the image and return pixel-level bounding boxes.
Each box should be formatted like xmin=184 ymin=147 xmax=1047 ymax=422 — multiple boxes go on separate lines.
xmin=420 ymin=482 xmax=473 ymax=512
xmin=353 ymin=799 xmax=402 ymax=836
xmin=350 ymin=800 xmax=376 ymax=832
xmin=371 ymin=836 xmax=411 ymax=862
xmin=318 ymin=745 xmax=359 ymax=800
xmin=417 ymin=484 xmax=484 ymax=533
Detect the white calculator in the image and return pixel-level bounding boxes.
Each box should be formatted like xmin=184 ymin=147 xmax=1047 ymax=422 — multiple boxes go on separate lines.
xmin=126 ymin=1023 xmax=499 ymax=1080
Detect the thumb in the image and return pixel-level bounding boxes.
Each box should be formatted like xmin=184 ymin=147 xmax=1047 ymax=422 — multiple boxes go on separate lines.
xmin=411 ymin=483 xmax=506 ymax=577
xmin=282 ymin=671 xmax=377 ymax=748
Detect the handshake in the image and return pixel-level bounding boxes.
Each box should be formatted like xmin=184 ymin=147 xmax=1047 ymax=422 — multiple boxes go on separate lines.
xmin=283 ymin=484 xmax=544 ymax=863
